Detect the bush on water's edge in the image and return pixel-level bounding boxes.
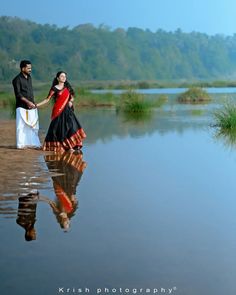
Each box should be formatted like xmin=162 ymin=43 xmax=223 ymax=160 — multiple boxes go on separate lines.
xmin=213 ymin=103 xmax=236 ymax=130
xmin=213 ymin=103 xmax=236 ymax=147
xmin=177 ymin=87 xmax=211 ymax=103
xmin=116 ymin=90 xmax=167 ymax=114
xmin=1 ymin=88 xmax=168 ymax=115
xmin=117 ymin=90 xmax=151 ymax=114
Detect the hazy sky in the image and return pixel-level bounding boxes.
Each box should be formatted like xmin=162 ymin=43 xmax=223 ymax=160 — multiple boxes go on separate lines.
xmin=1 ymin=0 xmax=236 ymax=36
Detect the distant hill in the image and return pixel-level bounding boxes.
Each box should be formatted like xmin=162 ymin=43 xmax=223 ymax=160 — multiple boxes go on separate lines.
xmin=1 ymin=16 xmax=236 ymax=82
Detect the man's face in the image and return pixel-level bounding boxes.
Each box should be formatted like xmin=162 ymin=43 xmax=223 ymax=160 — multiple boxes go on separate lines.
xmin=22 ymin=64 xmax=32 ymax=75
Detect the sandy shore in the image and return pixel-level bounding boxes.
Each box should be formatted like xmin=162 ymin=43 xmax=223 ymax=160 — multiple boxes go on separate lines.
xmin=0 ymin=120 xmax=49 ymax=197
xmin=0 ymin=120 xmax=17 ymax=148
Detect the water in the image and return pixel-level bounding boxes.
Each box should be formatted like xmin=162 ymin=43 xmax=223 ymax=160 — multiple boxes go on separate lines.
xmin=91 ymin=87 xmax=236 ymax=95
xmin=1 ymin=92 xmax=236 ymax=295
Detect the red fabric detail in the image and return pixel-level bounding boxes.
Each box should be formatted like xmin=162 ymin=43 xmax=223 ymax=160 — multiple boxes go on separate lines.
xmin=43 ymin=128 xmax=86 ymax=152
xmin=51 ymin=88 xmax=70 ymax=120
xmin=54 ymin=182 xmax=73 ymax=213
xmin=79 ymin=128 xmax=87 ymax=139
xmin=48 ymin=89 xmax=55 ymax=99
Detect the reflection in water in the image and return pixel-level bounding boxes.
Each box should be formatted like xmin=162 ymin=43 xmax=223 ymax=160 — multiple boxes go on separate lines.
xmin=16 ymin=190 xmax=39 ymax=241
xmin=118 ymin=109 xmax=153 ymax=123
xmin=0 ymin=149 xmax=86 ymax=240
xmin=13 ymin=151 xmax=87 ymax=241
xmin=214 ymin=128 xmax=236 ymax=148
xmin=44 ymin=151 xmax=87 ymax=231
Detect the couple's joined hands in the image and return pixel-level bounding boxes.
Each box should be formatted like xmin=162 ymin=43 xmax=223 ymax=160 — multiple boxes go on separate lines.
xmin=28 ymin=101 xmax=37 ymax=109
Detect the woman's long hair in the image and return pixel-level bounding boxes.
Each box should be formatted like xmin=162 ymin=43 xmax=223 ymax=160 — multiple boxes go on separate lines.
xmin=51 ymin=71 xmax=75 ymax=96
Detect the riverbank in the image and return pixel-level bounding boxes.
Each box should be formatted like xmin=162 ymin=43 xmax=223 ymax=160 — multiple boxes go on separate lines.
xmin=0 ymin=120 xmax=17 ymax=148
xmin=0 ymin=120 xmax=48 ymax=196
xmin=1 ymin=79 xmax=236 ymax=108
xmin=1 ymin=79 xmax=236 ymax=92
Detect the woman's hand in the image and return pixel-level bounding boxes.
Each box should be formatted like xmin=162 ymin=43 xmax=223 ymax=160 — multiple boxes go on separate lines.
xmin=36 ymin=98 xmax=50 ymax=108
xmin=68 ymin=101 xmax=73 ymax=108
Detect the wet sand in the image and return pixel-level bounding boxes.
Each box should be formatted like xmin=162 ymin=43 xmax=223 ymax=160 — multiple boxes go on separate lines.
xmin=0 ymin=120 xmax=17 ymax=148
xmin=0 ymin=120 xmax=49 ymax=197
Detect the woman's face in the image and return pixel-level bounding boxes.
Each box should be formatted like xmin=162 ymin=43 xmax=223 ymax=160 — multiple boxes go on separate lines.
xmin=57 ymin=72 xmax=67 ymax=83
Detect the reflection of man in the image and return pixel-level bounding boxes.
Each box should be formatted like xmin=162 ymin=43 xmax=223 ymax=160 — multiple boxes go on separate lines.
xmin=12 ymin=60 xmax=41 ymax=149
xmin=45 ymin=151 xmax=87 ymax=231
xmin=16 ymin=190 xmax=39 ymax=241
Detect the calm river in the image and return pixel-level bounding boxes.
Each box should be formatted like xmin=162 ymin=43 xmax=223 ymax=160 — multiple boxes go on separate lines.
xmin=0 ymin=89 xmax=236 ymax=295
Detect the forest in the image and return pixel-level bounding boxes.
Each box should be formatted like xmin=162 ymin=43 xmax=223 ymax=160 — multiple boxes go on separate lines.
xmin=1 ymin=16 xmax=236 ymax=82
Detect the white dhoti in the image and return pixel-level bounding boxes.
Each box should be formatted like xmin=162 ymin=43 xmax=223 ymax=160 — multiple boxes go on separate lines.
xmin=16 ymin=107 xmax=41 ymax=149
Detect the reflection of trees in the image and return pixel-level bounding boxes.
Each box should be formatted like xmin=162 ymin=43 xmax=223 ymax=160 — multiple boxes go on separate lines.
xmin=75 ymin=108 xmax=209 ymax=143
xmin=119 ymin=110 xmax=153 ymax=123
xmin=38 ymin=96 xmax=217 ymax=144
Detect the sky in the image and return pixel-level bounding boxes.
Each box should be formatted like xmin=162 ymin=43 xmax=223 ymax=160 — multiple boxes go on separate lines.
xmin=1 ymin=0 xmax=236 ymax=36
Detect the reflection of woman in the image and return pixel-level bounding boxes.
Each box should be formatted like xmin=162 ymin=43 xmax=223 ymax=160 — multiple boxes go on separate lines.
xmin=45 ymin=151 xmax=87 ymax=231
xmin=37 ymin=71 xmax=86 ymax=152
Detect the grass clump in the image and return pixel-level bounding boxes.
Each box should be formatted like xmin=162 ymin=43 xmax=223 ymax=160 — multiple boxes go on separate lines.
xmin=151 ymin=94 xmax=168 ymax=107
xmin=77 ymin=89 xmax=117 ymax=107
xmin=178 ymin=87 xmax=211 ymax=103
xmin=117 ymin=90 xmax=152 ymax=114
xmin=213 ymin=103 xmax=236 ymax=130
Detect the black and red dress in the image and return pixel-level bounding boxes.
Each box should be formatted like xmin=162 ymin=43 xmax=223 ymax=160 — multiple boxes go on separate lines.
xmin=43 ymin=86 xmax=86 ymax=152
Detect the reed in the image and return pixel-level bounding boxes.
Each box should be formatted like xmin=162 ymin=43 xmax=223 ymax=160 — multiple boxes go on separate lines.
xmin=215 ymin=129 xmax=236 ymax=148
xmin=213 ymin=103 xmax=236 ymax=130
xmin=117 ymin=90 xmax=152 ymax=114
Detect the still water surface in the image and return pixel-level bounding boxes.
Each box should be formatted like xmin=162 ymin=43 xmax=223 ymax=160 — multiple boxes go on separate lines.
xmin=0 ymin=93 xmax=236 ymax=295
xmin=91 ymin=86 xmax=236 ymax=94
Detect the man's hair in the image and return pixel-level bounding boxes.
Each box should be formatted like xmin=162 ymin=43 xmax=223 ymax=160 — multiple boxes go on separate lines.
xmin=20 ymin=60 xmax=31 ymax=69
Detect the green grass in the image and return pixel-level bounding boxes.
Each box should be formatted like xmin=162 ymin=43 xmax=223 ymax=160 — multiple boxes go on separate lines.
xmin=116 ymin=90 xmax=153 ymax=114
xmin=0 ymin=85 xmax=168 ymax=124
xmin=151 ymin=94 xmax=168 ymax=107
xmin=215 ymin=128 xmax=236 ymax=147
xmin=76 ymin=89 xmax=117 ymax=107
xmin=116 ymin=92 xmax=167 ymax=122
xmin=191 ymin=109 xmax=205 ymax=116
xmin=0 ymin=91 xmax=13 ymax=107
xmin=213 ymin=103 xmax=236 ymax=130
xmin=177 ymin=87 xmax=211 ymax=103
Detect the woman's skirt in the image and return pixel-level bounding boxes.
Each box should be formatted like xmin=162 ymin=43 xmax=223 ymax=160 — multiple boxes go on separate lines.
xmin=43 ymin=106 xmax=86 ymax=152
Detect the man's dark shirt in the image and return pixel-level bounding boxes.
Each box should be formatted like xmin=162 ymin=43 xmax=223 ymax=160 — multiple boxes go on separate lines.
xmin=12 ymin=72 xmax=34 ymax=109
xmin=16 ymin=195 xmax=37 ymax=230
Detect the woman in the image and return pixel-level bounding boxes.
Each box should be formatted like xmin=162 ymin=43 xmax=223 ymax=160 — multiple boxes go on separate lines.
xmin=37 ymin=71 xmax=86 ymax=152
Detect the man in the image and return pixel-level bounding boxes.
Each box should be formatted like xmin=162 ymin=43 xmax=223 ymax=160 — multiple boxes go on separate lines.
xmin=16 ymin=190 xmax=39 ymax=241
xmin=12 ymin=60 xmax=41 ymax=149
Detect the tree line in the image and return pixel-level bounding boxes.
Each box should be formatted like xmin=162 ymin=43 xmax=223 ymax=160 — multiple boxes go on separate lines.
xmin=1 ymin=16 xmax=236 ymax=82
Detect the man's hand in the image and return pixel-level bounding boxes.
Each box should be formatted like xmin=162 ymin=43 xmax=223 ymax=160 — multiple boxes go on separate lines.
xmin=28 ymin=101 xmax=36 ymax=109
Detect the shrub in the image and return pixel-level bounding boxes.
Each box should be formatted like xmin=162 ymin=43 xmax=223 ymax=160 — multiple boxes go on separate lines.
xmin=213 ymin=103 xmax=236 ymax=130
xmin=117 ymin=90 xmax=152 ymax=114
xmin=178 ymin=87 xmax=211 ymax=103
